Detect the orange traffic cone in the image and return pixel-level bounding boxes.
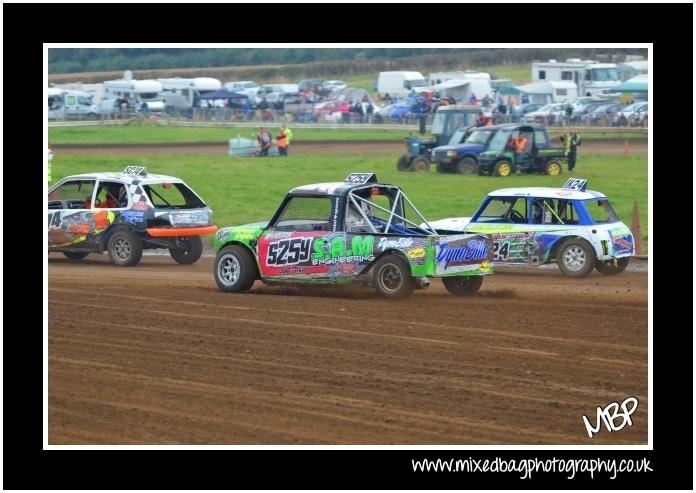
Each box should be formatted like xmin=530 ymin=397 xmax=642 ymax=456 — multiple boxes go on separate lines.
xmin=623 ymin=139 xmax=630 ymax=156
xmin=631 ymin=201 xmax=644 ymax=255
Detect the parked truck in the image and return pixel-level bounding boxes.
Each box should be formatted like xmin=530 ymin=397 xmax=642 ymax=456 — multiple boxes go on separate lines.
xmin=396 ymin=105 xmax=480 ymax=172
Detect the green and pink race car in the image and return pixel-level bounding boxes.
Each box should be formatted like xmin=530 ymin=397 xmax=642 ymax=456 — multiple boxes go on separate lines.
xmin=213 ymin=173 xmax=493 ymax=298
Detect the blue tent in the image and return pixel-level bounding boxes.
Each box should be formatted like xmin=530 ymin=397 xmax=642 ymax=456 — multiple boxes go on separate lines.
xmin=196 ymin=89 xmax=247 ymax=100
xmin=609 ymin=78 xmax=648 ymax=94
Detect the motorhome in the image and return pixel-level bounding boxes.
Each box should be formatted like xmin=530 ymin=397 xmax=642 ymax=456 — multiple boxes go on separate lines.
xmin=531 ymin=59 xmax=621 ymax=96
xmin=103 ymin=78 xmax=164 ymax=110
xmin=376 ymin=71 xmax=428 ymax=99
xmin=157 ymin=77 xmax=221 ymax=109
xmin=428 ymin=71 xmax=491 ymax=86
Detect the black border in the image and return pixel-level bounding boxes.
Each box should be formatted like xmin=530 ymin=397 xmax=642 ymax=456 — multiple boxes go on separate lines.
xmin=4 ymin=2 xmax=692 ymax=490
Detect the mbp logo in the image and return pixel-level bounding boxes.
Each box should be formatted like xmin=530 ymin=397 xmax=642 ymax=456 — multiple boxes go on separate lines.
xmin=582 ymin=396 xmax=639 ymax=438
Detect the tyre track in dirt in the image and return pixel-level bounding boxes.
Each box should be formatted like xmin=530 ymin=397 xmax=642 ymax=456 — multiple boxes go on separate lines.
xmin=48 ymin=255 xmax=648 ymax=444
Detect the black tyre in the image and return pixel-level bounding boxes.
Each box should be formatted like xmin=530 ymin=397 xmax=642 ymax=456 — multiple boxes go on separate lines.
xmin=372 ymin=254 xmax=414 ymax=299
xmin=214 ymin=244 xmax=256 ymax=292
xmin=410 ymin=156 xmax=430 ymax=172
xmin=595 ymin=257 xmax=630 ymax=275
xmin=545 ymin=159 xmax=563 ymax=176
xmin=442 ymin=275 xmax=483 ymax=296
xmin=107 ymin=229 xmax=143 ymax=266
xmin=556 ymin=239 xmax=596 ymax=278
xmin=169 ymin=236 xmax=203 ymax=265
xmin=62 ymin=251 xmax=89 ymax=260
xmin=396 ymin=154 xmax=411 ymax=171
xmin=494 ymin=159 xmax=513 ymax=177
xmin=456 ymin=156 xmax=477 ymax=174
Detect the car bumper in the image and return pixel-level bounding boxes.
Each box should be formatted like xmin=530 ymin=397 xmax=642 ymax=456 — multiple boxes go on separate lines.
xmin=146 ymin=225 xmax=218 ymax=237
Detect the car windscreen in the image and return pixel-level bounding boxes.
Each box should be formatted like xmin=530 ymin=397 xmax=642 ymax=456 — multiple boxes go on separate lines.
xmin=584 ymin=198 xmax=620 ymax=224
xmin=273 ymin=196 xmax=332 ymax=232
xmin=487 ymin=130 xmax=512 ymax=151
xmin=144 ymin=183 xmax=206 ymax=209
xmin=463 ymin=129 xmax=491 ymax=145
xmin=475 ymin=197 xmax=527 ymax=223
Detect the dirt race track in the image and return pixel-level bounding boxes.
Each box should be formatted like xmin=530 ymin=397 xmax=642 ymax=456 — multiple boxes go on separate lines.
xmin=54 ymin=138 xmax=648 ymax=156
xmin=48 ymin=254 xmax=648 ymax=445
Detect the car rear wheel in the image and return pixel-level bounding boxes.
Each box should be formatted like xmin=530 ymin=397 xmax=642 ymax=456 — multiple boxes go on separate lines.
xmin=373 ymin=254 xmax=414 ymax=299
xmin=214 ymin=245 xmax=256 ymax=292
xmin=396 ymin=154 xmax=411 ymax=171
xmin=545 ymin=159 xmax=563 ymax=176
xmin=107 ymin=229 xmax=143 ymax=267
xmin=169 ymin=236 xmax=203 ymax=264
xmin=442 ymin=275 xmax=483 ymax=296
xmin=456 ymin=156 xmax=478 ymax=174
xmin=595 ymin=257 xmax=630 ymax=275
xmin=410 ymin=156 xmax=430 ymax=172
xmin=557 ymin=239 xmax=595 ymax=278
xmin=62 ymin=251 xmax=89 ymax=260
xmin=494 ymin=160 xmax=513 ymax=177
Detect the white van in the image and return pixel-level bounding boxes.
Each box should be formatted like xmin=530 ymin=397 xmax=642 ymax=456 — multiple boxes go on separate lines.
xmin=376 ymin=71 xmax=428 ymax=99
xmin=48 ymin=88 xmax=99 ymax=120
xmin=157 ymin=77 xmax=221 ymax=109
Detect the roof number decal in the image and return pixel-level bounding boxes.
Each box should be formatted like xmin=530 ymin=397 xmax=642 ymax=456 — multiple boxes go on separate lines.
xmin=123 ymin=166 xmax=147 ymax=176
xmin=345 ymin=172 xmax=377 ymax=185
xmin=562 ymin=178 xmax=587 ymax=191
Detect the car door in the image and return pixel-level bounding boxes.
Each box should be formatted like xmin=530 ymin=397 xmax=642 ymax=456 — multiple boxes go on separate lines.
xmin=48 ymin=179 xmax=100 ymax=249
xmin=256 ymin=195 xmax=335 ymax=279
xmin=524 ymin=197 xmax=578 ymax=264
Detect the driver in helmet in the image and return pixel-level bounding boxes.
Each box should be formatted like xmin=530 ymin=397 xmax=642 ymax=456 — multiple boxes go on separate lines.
xmin=345 ymin=198 xmax=373 ymax=233
xmin=89 ymin=183 xmax=125 ymax=209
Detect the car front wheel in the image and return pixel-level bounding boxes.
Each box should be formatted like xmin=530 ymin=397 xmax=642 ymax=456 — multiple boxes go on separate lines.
xmin=557 ymin=239 xmax=595 ymax=277
xmin=456 ymin=156 xmax=477 ymax=174
xmin=107 ymin=230 xmax=143 ymax=266
xmin=494 ymin=160 xmax=513 ymax=177
xmin=214 ymin=245 xmax=256 ymax=292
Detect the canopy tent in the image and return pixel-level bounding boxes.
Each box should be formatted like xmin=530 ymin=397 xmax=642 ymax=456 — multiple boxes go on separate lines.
xmin=429 ymin=78 xmax=492 ymax=102
xmin=496 ymin=85 xmax=521 ymax=95
xmin=608 ymin=75 xmax=648 ymax=94
xmin=196 ymin=89 xmax=247 ymax=100
xmin=515 ymin=82 xmax=554 ymax=104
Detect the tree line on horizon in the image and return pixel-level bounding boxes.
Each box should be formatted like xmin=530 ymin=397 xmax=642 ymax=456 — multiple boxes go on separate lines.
xmin=48 ymin=48 xmax=646 ymax=75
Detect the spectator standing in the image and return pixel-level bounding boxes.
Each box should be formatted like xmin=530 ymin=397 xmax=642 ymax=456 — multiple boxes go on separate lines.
xmin=284 ymin=125 xmax=293 ymax=153
xmin=560 ymin=130 xmax=581 ymax=171
xmin=366 ymin=102 xmax=374 ymax=123
xmin=564 ymin=103 xmax=574 ymax=126
xmin=276 ymin=126 xmax=288 ymax=157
